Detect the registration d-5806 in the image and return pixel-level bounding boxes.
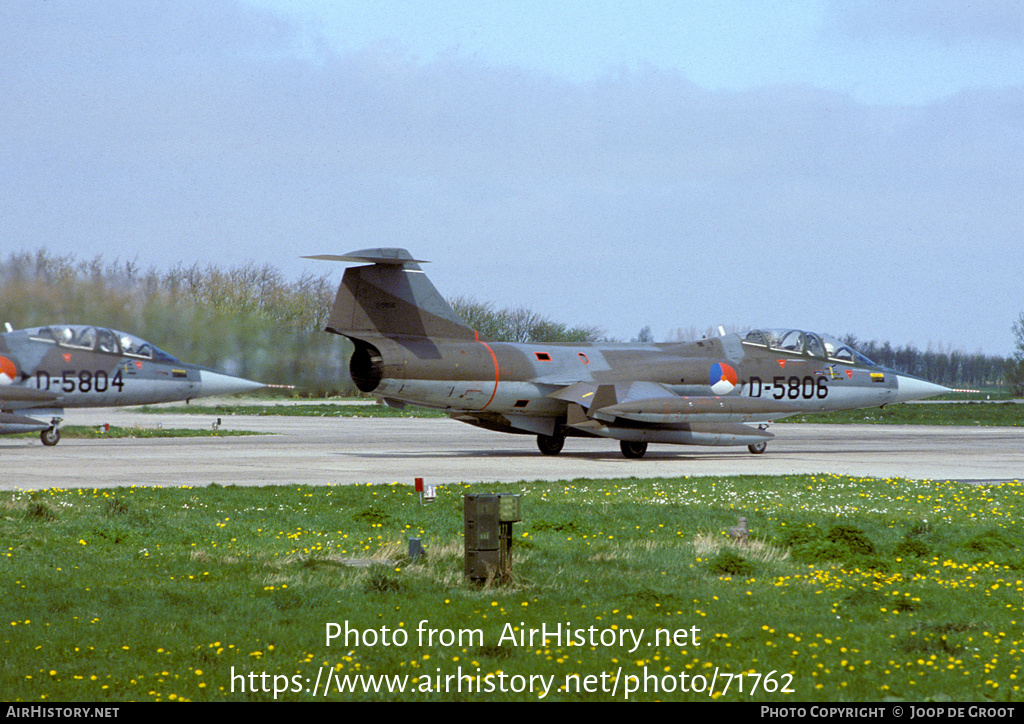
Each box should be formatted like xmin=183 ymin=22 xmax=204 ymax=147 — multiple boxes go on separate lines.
xmin=748 ymin=375 xmax=828 ymax=400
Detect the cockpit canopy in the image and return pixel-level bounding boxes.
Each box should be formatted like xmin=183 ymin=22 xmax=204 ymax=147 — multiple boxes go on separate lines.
xmin=28 ymin=325 xmax=180 ymax=363
xmin=742 ymin=328 xmax=876 ymax=366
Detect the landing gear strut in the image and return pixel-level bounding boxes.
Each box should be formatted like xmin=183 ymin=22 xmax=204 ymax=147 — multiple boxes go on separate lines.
xmin=620 ymin=440 xmax=648 ymax=459
xmin=537 ymin=433 xmax=565 ymax=456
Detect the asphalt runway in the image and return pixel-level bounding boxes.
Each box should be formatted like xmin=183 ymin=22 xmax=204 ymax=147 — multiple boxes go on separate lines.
xmin=1 ymin=406 xmax=1021 ymax=490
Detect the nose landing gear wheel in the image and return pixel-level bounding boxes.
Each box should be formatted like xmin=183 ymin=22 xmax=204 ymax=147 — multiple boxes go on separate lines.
xmin=41 ymin=427 xmax=61 ymax=446
xmin=748 ymin=441 xmax=767 ymax=454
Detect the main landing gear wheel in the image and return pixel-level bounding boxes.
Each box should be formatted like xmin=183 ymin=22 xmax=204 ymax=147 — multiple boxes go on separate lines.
xmin=748 ymin=441 xmax=767 ymax=455
xmin=537 ymin=433 xmax=565 ymax=456
xmin=620 ymin=440 xmax=648 ymax=459
xmin=41 ymin=427 xmax=61 ymax=446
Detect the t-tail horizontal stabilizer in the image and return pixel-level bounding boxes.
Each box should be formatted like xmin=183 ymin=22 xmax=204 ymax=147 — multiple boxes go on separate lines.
xmin=302 ymin=249 xmax=430 ymax=267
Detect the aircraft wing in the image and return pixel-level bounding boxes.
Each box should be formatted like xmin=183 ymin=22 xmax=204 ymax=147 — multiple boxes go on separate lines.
xmin=592 ymin=395 xmax=802 ymax=424
xmin=0 ymin=411 xmax=52 ymax=434
xmin=548 ymin=380 xmax=669 ymax=408
xmin=1 ymin=386 xmax=61 ymax=410
xmin=551 ymin=382 xmax=802 ymax=425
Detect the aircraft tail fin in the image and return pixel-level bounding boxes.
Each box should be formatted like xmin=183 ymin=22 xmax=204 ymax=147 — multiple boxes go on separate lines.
xmin=305 ymin=248 xmax=478 ymax=340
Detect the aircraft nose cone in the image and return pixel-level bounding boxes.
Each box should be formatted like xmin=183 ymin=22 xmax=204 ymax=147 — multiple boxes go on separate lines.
xmin=894 ymin=375 xmax=949 ymax=403
xmin=199 ymin=370 xmax=265 ymax=397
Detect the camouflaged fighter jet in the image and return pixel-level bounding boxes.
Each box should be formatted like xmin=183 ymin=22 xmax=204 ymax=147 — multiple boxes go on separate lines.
xmin=307 ymin=248 xmax=950 ymax=459
xmin=0 ymin=324 xmax=264 ymax=445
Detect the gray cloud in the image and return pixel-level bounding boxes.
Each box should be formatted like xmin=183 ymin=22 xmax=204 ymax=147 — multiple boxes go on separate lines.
xmin=830 ymin=0 xmax=1024 ymax=42
xmin=2 ymin=1 xmax=1021 ymax=354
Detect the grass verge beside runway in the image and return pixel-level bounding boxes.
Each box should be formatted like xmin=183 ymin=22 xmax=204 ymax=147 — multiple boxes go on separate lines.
xmin=3 ymin=475 xmax=1021 ymax=702
xmin=137 ymin=403 xmax=447 ymax=418
xmin=9 ymin=425 xmax=266 ymax=441
xmin=777 ymin=401 xmax=1024 ymax=426
xmin=138 ymin=400 xmax=1024 ymax=425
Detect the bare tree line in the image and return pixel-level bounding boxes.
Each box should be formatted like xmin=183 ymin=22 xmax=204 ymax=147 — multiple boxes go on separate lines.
xmin=448 ymin=296 xmax=604 ymax=344
xmin=845 ymin=337 xmax=1008 ymax=390
xmin=666 ymin=324 xmax=1007 ymax=389
xmin=1 ymin=250 xmax=1010 ymax=393
xmin=1 ymin=250 xmax=350 ymax=395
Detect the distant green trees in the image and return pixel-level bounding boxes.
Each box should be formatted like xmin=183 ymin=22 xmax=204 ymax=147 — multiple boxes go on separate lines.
xmin=1007 ymin=312 xmax=1024 ymax=396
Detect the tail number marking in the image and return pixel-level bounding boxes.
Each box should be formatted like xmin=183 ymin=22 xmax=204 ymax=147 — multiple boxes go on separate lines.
xmin=35 ymin=370 xmax=125 ymax=393
xmin=749 ymin=375 xmax=827 ymax=400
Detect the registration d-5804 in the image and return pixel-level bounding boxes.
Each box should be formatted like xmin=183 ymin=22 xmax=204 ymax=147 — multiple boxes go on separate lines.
xmin=35 ymin=370 xmax=126 ymax=393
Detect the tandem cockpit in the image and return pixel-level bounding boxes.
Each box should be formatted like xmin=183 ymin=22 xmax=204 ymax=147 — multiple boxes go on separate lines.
xmin=27 ymin=325 xmax=180 ymax=363
xmin=2 ymin=323 xmax=264 ymax=446
xmin=741 ymin=328 xmax=877 ymax=367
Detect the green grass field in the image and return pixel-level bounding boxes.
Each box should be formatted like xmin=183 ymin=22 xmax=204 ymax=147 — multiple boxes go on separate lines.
xmin=778 ymin=401 xmax=1024 ymax=426
xmin=3 ymin=475 xmax=1021 ymax=702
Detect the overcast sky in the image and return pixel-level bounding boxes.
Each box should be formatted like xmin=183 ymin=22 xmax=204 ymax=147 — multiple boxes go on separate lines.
xmin=3 ymin=1 xmax=1022 ymax=354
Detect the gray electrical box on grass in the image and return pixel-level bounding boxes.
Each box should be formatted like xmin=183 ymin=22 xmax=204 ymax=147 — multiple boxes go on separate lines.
xmin=464 ymin=493 xmax=521 ymax=583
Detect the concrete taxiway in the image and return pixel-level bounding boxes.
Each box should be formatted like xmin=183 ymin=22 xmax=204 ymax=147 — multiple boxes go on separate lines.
xmin=1 ymin=405 xmax=1021 ymax=490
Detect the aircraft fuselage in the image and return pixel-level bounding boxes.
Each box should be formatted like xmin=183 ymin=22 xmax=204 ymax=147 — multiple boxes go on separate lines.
xmin=313 ymin=248 xmax=948 ymax=458
xmin=348 ymin=330 xmax=926 ymax=447
xmin=0 ymin=325 xmax=264 ymax=444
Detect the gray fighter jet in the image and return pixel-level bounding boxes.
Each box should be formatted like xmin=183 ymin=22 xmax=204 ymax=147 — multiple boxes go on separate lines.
xmin=0 ymin=324 xmax=264 ymax=445
xmin=308 ymin=248 xmax=949 ymax=458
